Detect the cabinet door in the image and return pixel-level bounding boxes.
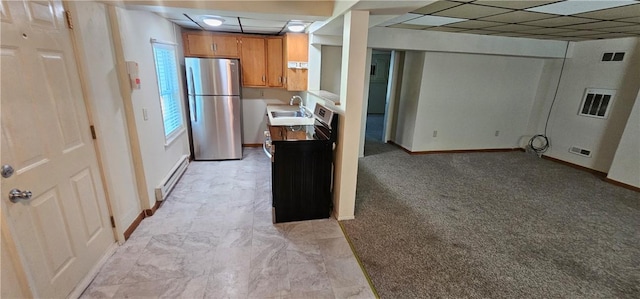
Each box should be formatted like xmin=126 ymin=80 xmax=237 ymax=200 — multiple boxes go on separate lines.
xmin=184 ymin=34 xmax=239 ymax=58
xmin=284 ymin=33 xmax=308 ymax=91
xmin=211 ymin=35 xmax=240 ymax=57
xmin=266 ymin=38 xmax=284 ymax=87
xmin=240 ymin=37 xmax=267 ymax=87
xmin=185 ymin=34 xmax=215 ymax=57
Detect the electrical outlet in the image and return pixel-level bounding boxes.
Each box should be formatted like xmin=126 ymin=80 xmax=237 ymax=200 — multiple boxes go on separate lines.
xmin=142 ymin=108 xmax=149 ymax=121
xmin=433 ymin=130 xmax=438 ymax=137
xmin=495 ymin=130 xmax=500 ymax=137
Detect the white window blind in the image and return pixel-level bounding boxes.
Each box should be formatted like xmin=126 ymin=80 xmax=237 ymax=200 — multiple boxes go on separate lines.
xmin=152 ymin=41 xmax=184 ymax=141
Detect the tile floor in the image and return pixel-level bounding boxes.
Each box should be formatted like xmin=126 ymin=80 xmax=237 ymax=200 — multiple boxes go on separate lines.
xmin=81 ymin=148 xmax=375 ymax=299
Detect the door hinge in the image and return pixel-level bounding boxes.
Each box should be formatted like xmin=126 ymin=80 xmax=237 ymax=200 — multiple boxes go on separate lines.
xmin=90 ymin=125 xmax=96 ymax=139
xmin=109 ymin=216 xmax=116 ymax=228
xmin=64 ymin=11 xmax=73 ymax=29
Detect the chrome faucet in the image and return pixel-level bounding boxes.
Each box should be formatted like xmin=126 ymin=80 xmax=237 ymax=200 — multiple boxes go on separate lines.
xmin=290 ymin=95 xmax=302 ymax=107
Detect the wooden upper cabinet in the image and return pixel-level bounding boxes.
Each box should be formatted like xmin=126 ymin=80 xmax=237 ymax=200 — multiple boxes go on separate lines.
xmin=240 ymin=37 xmax=267 ymax=87
xmin=266 ymin=37 xmax=284 ymax=88
xmin=183 ymin=33 xmax=239 ymax=58
xmin=284 ymin=33 xmax=308 ymax=91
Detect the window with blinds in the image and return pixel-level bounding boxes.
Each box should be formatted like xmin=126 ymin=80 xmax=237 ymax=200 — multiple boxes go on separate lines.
xmin=152 ymin=41 xmax=184 ymax=142
xmin=578 ymin=88 xmax=615 ymax=119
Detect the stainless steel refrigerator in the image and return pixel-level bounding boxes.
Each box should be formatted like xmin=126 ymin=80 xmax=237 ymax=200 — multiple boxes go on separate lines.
xmin=185 ymin=58 xmax=242 ymax=160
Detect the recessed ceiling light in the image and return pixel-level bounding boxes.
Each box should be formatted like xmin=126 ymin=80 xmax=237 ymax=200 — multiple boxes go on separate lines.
xmin=526 ymin=0 xmax=636 ymax=15
xmin=287 ymin=22 xmax=306 ymax=32
xmin=202 ymin=17 xmax=224 ymax=27
xmin=404 ymin=15 xmax=467 ymax=26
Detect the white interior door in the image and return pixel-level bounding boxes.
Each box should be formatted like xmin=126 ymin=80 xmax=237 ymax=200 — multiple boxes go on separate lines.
xmin=1 ymin=0 xmax=115 ymax=297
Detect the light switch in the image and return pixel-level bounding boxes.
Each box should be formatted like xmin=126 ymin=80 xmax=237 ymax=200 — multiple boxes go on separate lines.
xmin=142 ymin=108 xmax=149 ymax=121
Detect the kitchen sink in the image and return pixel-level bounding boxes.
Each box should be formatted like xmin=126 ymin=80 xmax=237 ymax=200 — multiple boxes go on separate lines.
xmin=271 ymin=110 xmax=311 ymax=118
xmin=266 ymin=104 xmax=316 ymax=126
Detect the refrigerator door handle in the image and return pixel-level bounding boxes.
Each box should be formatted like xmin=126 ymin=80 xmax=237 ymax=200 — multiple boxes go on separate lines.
xmin=189 ymin=68 xmax=197 ymax=122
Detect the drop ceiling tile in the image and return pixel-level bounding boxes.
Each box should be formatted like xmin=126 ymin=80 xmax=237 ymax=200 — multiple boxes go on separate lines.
xmin=560 ymin=37 xmax=591 ymax=41
xmin=521 ymin=16 xmax=598 ymax=27
xmin=240 ymin=26 xmax=283 ymax=34
xmin=171 ymin=20 xmax=199 ymax=29
xmin=205 ymin=25 xmax=243 ymax=33
xmin=478 ymin=11 xmax=556 ymax=23
xmin=617 ymin=16 xmax=640 ymax=23
xmin=602 ymin=24 xmax=640 ymax=32
xmin=433 ymin=4 xmax=512 ymax=19
xmin=412 ymin=1 xmax=463 ymax=14
xmin=519 ymin=27 xmax=575 ymax=35
xmin=486 ymin=23 xmax=545 ymax=32
xmin=404 ymin=15 xmax=468 ymax=26
xmin=579 ymin=32 xmax=637 ymax=39
xmin=240 ymin=18 xmax=286 ymax=28
xmin=388 ymin=23 xmax=430 ymax=29
xmin=460 ymin=29 xmax=500 ymax=35
xmin=377 ymin=13 xmax=423 ymax=27
xmin=473 ymin=1 xmax=562 ymax=10
xmin=446 ymin=20 xmax=504 ymax=29
xmin=491 ymin=32 xmax=532 ymax=37
xmin=425 ymin=26 xmax=469 ymax=32
xmin=574 ymin=4 xmax=640 ymax=20
xmin=156 ymin=12 xmax=190 ymax=20
xmin=187 ymin=15 xmax=240 ymax=26
xmin=562 ymin=21 xmax=637 ymax=30
xmin=556 ymin=30 xmax=612 ymax=37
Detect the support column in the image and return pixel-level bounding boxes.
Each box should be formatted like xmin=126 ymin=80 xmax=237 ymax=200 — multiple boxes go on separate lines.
xmin=333 ymin=10 xmax=369 ymax=220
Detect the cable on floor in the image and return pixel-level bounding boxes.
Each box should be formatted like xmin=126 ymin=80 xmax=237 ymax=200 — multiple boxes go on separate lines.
xmin=527 ymin=41 xmax=570 ymax=156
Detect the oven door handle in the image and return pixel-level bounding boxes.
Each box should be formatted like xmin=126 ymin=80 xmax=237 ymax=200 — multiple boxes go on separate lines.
xmin=263 ymin=141 xmax=272 ymax=159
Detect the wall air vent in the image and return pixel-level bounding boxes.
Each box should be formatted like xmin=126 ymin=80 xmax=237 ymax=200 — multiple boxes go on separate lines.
xmin=579 ymin=88 xmax=615 ymax=119
xmin=601 ymin=52 xmax=625 ymax=61
xmin=569 ymin=146 xmax=592 ymax=157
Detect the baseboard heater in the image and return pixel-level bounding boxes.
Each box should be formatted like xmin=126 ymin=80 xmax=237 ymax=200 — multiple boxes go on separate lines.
xmin=155 ymin=155 xmax=189 ymax=201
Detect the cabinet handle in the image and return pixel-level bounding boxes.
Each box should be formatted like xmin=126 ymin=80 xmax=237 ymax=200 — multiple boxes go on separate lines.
xmin=262 ymin=75 xmax=266 ymax=82
xmin=212 ymin=43 xmax=217 ymax=52
xmin=278 ymin=77 xmax=282 ymax=83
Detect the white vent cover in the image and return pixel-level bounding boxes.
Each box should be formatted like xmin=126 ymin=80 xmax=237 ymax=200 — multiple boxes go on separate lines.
xmin=579 ymin=88 xmax=615 ymax=119
xmin=569 ymin=146 xmax=592 ymax=157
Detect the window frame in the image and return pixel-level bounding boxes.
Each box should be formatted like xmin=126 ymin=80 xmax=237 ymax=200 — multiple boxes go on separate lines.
xmin=151 ymin=39 xmax=186 ymax=146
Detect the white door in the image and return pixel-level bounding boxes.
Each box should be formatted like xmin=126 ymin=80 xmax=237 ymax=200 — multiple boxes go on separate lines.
xmin=1 ymin=0 xmax=115 ymax=297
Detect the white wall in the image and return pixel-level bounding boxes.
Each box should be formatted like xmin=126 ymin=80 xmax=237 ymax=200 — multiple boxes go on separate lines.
xmin=241 ymin=88 xmax=301 ymax=144
xmin=70 ymin=2 xmax=141 ymax=240
xmin=607 ymin=91 xmax=640 ymax=188
xmin=533 ymin=38 xmax=640 ymax=172
xmin=320 ymin=45 xmax=342 ymax=94
xmin=115 ymin=8 xmax=190 ymax=208
xmin=393 ymin=51 xmax=423 ymax=150
xmin=410 ymin=52 xmax=543 ymax=151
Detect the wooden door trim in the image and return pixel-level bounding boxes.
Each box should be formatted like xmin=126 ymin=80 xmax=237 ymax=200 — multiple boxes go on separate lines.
xmin=64 ymin=1 xmax=123 ymax=243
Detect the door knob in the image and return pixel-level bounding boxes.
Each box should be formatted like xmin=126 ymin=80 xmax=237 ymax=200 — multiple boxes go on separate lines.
xmin=9 ymin=189 xmax=32 ymax=203
xmin=1 ymin=164 xmax=14 ymax=178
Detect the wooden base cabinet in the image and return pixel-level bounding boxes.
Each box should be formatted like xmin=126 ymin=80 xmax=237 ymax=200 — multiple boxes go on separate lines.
xmin=272 ymin=141 xmax=333 ymax=223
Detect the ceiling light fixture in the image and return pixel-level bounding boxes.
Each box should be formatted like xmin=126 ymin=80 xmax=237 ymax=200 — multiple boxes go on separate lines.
xmin=287 ymin=22 xmax=306 ymax=32
xmin=526 ymin=0 xmax=636 ymax=15
xmin=202 ymin=17 xmax=224 ymax=27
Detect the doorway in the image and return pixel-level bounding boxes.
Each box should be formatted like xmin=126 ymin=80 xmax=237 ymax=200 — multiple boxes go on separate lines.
xmin=365 ymin=50 xmax=391 ymax=142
